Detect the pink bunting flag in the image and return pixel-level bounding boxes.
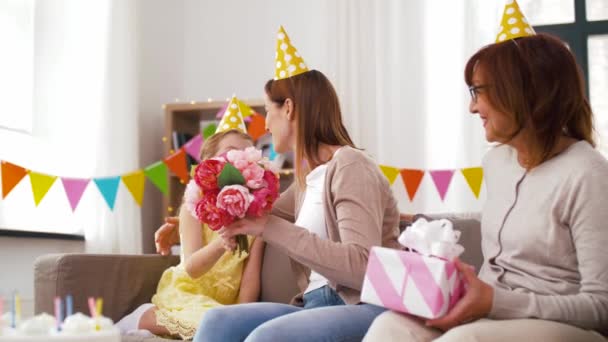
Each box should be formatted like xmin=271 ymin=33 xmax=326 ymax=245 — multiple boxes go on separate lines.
xmin=61 ymin=178 xmax=90 ymax=211
xmin=215 ymin=102 xmax=229 ymax=119
xmin=183 ymin=134 xmax=203 ymax=162
xmin=429 ymin=170 xmax=455 ymax=201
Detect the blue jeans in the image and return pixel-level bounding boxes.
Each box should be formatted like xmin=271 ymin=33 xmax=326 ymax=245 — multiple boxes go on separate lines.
xmin=193 ymin=285 xmax=386 ymax=342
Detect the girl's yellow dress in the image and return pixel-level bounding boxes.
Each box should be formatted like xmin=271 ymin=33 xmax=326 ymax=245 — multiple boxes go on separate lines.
xmin=151 ymin=225 xmax=253 ymax=339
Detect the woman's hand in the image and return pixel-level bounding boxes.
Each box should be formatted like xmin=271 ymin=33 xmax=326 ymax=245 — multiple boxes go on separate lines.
xmin=425 ymin=259 xmax=494 ymax=331
xmin=154 ymin=216 xmax=180 ymax=256
xmin=217 ymin=215 xmax=271 ymax=240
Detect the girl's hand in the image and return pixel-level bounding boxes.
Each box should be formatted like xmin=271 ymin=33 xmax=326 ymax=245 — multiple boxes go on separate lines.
xmin=425 ymin=259 xmax=494 ymax=331
xmin=221 ymin=236 xmax=237 ymax=251
xmin=218 ymin=215 xmax=271 ymax=239
xmin=154 ymin=216 xmax=180 ymax=255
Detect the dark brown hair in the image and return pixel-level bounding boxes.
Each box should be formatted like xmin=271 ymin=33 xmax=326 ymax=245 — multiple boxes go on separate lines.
xmin=265 ymin=70 xmax=355 ymax=187
xmin=464 ymin=33 xmax=595 ymax=168
xmin=199 ymin=129 xmax=252 ymax=160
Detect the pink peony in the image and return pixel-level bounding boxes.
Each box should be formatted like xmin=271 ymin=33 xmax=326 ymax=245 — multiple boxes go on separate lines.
xmin=194 ymin=157 xmax=225 ymax=191
xmin=247 ymin=188 xmax=274 ymax=217
xmin=262 ymin=169 xmax=280 ymax=194
xmin=216 ymin=185 xmax=253 ymax=219
xmin=242 ymin=164 xmax=265 ymax=189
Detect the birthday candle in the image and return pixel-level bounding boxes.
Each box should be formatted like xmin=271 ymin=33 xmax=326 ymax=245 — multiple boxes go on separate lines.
xmin=0 ymin=295 xmax=3 ymax=319
xmin=15 ymin=293 xmax=21 ymax=325
xmin=11 ymin=293 xmax=15 ymax=328
xmin=54 ymin=297 xmax=62 ymax=331
xmin=65 ymin=295 xmax=73 ymax=317
xmin=87 ymin=297 xmax=96 ymax=318
xmin=95 ymin=298 xmax=103 ymax=317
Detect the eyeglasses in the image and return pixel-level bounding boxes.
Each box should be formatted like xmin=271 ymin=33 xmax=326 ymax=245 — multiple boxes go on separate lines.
xmin=468 ymin=85 xmax=488 ymax=103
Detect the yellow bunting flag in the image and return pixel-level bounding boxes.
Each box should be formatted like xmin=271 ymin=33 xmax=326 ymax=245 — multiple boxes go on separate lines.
xmin=461 ymin=167 xmax=484 ymax=198
xmin=379 ymin=165 xmax=400 ymax=185
xmin=121 ymin=170 xmax=145 ymax=206
xmin=400 ymin=169 xmax=425 ymax=201
xmin=1 ymin=161 xmax=28 ymax=198
xmin=496 ymin=0 xmax=535 ymax=43
xmin=274 ymin=26 xmax=309 ymax=80
xmin=29 ymin=171 xmax=58 ymax=206
xmin=237 ymin=99 xmax=254 ymax=118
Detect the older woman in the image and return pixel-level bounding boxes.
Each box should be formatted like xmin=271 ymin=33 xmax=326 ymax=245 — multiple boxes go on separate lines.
xmin=365 ymin=33 xmax=608 ymax=341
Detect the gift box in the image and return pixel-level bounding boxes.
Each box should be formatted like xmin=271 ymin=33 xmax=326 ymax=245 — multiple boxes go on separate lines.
xmin=361 ymin=218 xmax=467 ymax=319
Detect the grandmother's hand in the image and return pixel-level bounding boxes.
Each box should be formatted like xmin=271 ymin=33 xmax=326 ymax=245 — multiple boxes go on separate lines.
xmin=425 ymin=258 xmax=494 ymax=331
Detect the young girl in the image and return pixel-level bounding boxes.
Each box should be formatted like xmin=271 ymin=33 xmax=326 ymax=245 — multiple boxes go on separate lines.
xmin=117 ymin=129 xmax=265 ymax=340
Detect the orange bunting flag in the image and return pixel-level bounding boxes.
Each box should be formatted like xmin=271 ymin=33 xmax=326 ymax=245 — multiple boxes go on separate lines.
xmin=379 ymin=165 xmax=400 ymax=185
xmin=121 ymin=170 xmax=145 ymax=206
xmin=1 ymin=161 xmax=28 ymax=198
xmin=461 ymin=167 xmax=484 ymax=198
xmin=400 ymin=169 xmax=425 ymax=201
xmin=164 ymin=148 xmax=189 ymax=184
xmin=247 ymin=113 xmax=267 ymax=141
xmin=29 ymin=171 xmax=58 ymax=206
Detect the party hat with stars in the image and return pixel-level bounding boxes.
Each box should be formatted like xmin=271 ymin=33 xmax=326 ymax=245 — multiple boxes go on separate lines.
xmin=274 ymin=26 xmax=309 ymax=80
xmin=496 ymin=0 xmax=535 ymax=43
xmin=216 ymin=96 xmax=248 ymax=134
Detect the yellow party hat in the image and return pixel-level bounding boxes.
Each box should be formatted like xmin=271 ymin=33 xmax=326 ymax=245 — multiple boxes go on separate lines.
xmin=496 ymin=0 xmax=535 ymax=43
xmin=216 ymin=96 xmax=248 ymax=134
xmin=274 ymin=26 xmax=309 ymax=80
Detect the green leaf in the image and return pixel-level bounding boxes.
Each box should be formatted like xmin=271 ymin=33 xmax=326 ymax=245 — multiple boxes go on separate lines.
xmin=218 ymin=162 xmax=246 ymax=187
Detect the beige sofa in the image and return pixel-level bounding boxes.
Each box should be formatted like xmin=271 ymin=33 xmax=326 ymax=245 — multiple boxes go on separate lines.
xmin=34 ymin=218 xmax=482 ymax=342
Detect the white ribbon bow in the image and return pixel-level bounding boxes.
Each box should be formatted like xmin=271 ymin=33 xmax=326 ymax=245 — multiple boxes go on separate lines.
xmin=398 ymin=218 xmax=465 ymax=261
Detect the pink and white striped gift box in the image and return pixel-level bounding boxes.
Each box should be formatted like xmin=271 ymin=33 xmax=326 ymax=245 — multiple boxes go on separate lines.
xmin=361 ymin=246 xmax=466 ymax=319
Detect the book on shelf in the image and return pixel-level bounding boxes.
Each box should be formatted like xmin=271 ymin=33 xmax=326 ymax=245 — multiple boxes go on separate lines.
xmin=172 ymin=131 xmax=197 ymax=169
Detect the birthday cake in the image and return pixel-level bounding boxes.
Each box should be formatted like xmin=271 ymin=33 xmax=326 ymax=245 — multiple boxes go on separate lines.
xmin=0 ymin=312 xmax=120 ymax=342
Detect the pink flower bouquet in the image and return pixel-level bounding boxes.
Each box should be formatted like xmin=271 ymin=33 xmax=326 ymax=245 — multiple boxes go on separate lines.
xmin=184 ymin=147 xmax=280 ymax=254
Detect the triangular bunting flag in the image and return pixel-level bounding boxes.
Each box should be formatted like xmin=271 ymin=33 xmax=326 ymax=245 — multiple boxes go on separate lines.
xmin=247 ymin=113 xmax=267 ymax=141
xmin=237 ymin=99 xmax=254 ymax=118
xmin=1 ymin=161 xmax=28 ymax=199
xmin=61 ymin=178 xmax=90 ymax=212
xmin=93 ymin=176 xmax=121 ymax=210
xmin=202 ymin=123 xmax=217 ymax=139
xmin=164 ymin=148 xmax=189 ymax=184
xmin=461 ymin=167 xmax=484 ymax=199
xmin=269 ymin=143 xmax=277 ymax=161
xmin=184 ymin=134 xmax=203 ymax=163
xmin=429 ymin=170 xmax=455 ymax=201
xmin=379 ymin=165 xmax=400 ymax=185
xmin=121 ymin=170 xmax=145 ymax=206
xmin=400 ymin=169 xmax=425 ymax=201
xmin=29 ymin=171 xmax=58 ymax=206
xmin=144 ymin=161 xmax=168 ymax=195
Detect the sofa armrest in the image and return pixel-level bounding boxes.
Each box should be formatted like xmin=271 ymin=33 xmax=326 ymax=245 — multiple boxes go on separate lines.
xmin=34 ymin=254 xmax=179 ymax=322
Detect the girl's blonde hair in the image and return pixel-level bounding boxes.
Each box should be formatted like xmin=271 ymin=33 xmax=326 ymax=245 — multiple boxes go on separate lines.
xmin=199 ymin=129 xmax=253 ymax=159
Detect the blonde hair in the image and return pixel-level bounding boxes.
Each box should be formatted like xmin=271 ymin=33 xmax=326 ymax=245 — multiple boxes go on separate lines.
xmin=199 ymin=129 xmax=253 ymax=159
